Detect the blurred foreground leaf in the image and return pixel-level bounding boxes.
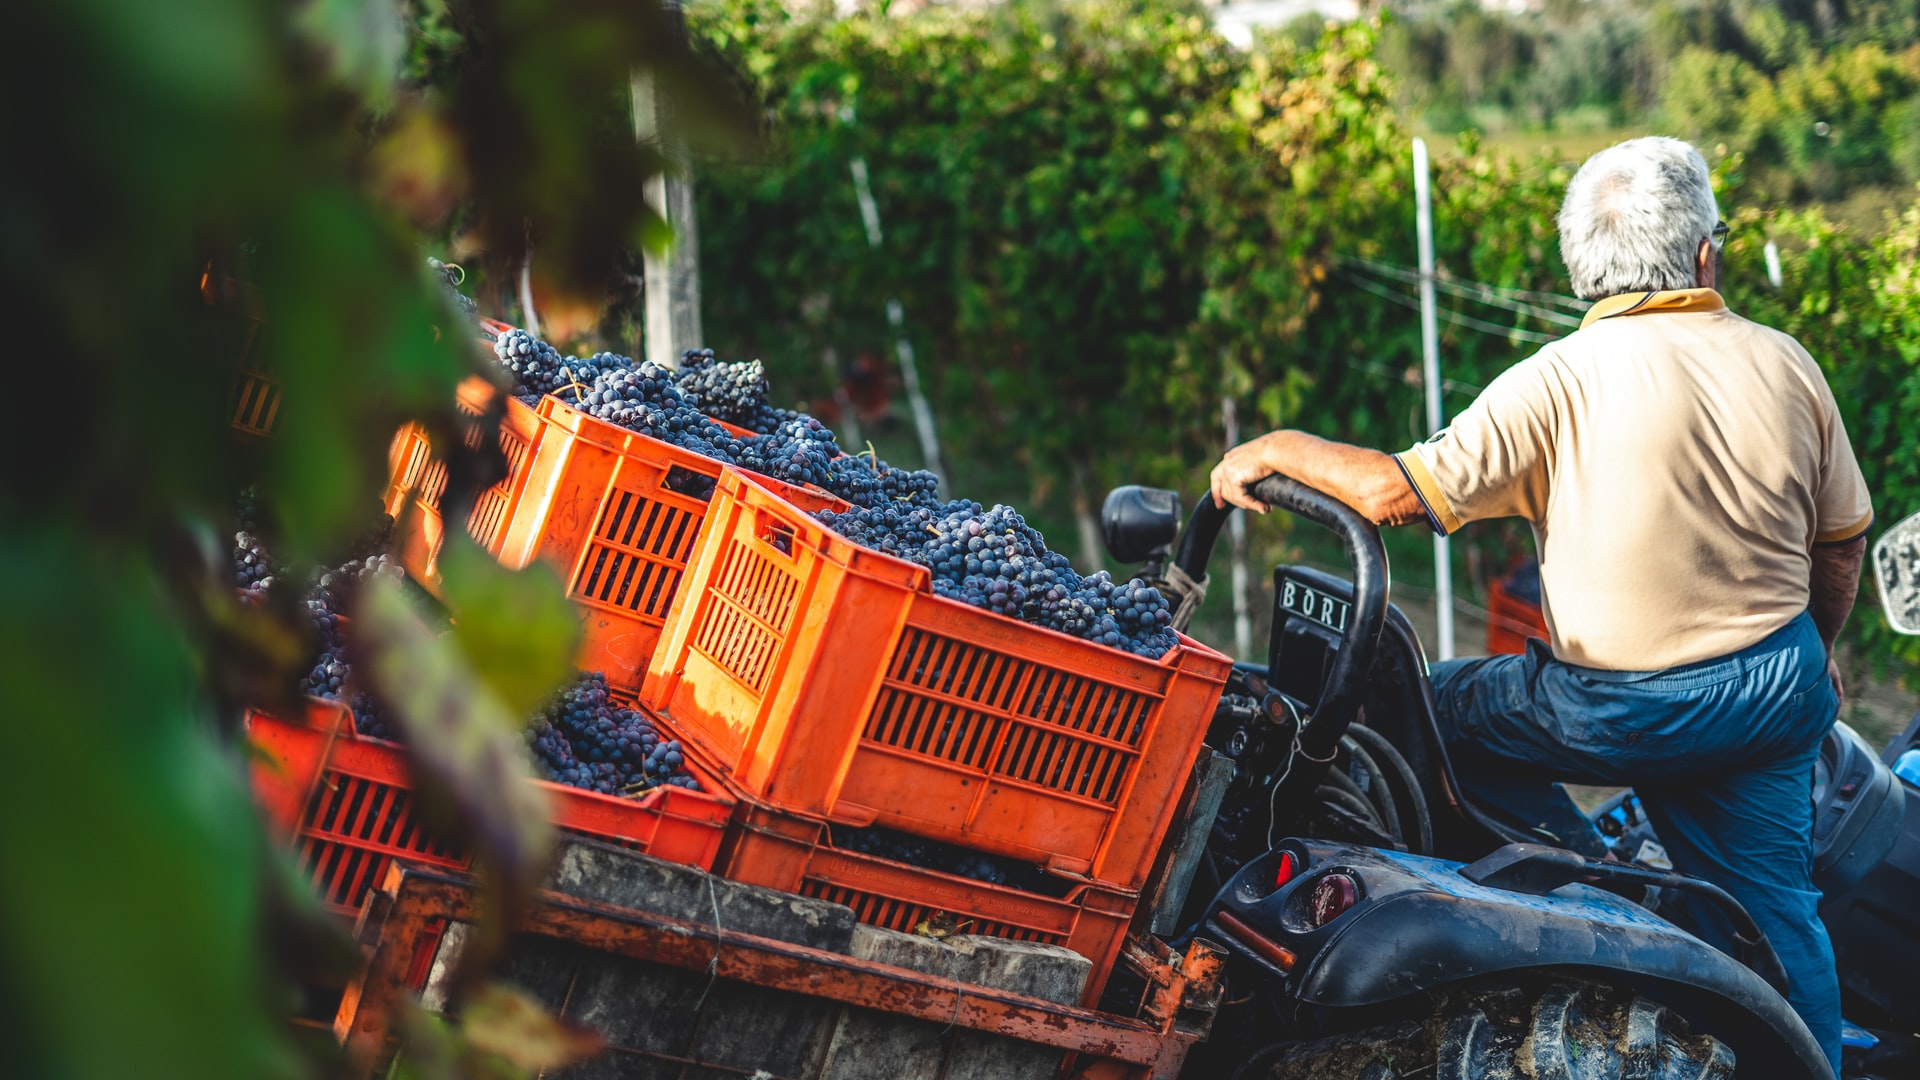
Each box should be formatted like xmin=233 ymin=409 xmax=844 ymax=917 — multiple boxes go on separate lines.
xmin=461 ymin=982 xmax=606 ymax=1069
xmin=391 ymin=982 xmax=603 ymax=1080
xmin=298 ymin=0 xmax=407 ymax=107
xmin=353 ymin=578 xmax=555 ymax=1000
xmin=438 ymin=534 xmax=580 ymax=720
xmin=0 ymin=526 xmax=299 ymax=1079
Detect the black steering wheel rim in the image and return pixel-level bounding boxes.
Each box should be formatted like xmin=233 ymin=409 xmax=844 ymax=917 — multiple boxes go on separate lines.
xmin=1178 ymin=475 xmax=1390 ymax=759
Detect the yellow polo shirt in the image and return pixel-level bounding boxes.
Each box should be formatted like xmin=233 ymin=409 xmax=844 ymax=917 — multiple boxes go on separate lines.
xmin=1396 ymin=288 xmax=1873 ymax=671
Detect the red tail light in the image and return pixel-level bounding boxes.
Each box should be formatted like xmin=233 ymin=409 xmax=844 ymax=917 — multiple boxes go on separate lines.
xmin=1308 ymin=873 xmax=1359 ymax=928
xmin=1274 ymin=851 xmax=1299 ymax=890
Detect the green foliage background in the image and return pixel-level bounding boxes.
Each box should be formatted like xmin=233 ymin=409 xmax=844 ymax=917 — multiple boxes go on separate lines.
xmin=1376 ymin=0 xmax=1920 ymax=206
xmin=689 ymin=0 xmax=1920 ymax=680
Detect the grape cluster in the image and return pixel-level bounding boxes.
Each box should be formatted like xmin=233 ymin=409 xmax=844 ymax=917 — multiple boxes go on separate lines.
xmin=675 ymin=349 xmax=768 ymax=425
xmin=815 ymin=499 xmax=961 ymax=563
xmin=298 ymin=589 xmax=398 ymax=740
xmin=493 ymin=329 xmax=603 ymax=397
xmin=569 ymin=353 xmax=850 ymax=492
xmin=430 ymin=258 xmax=477 ymax=318
xmin=821 ymin=454 xmax=941 ymax=510
xmin=578 ymin=363 xmax=746 ymax=460
xmin=820 ymin=501 xmax=1178 ymax=658
xmin=526 ymin=672 xmax=703 ymax=795
xmin=302 ymin=551 xmax=405 ymax=739
xmin=731 ymin=416 xmax=839 ymax=489
xmin=345 ymin=511 xmax=396 ymax=563
xmin=834 ymin=825 xmax=1022 ymax=887
xmin=483 ymin=332 xmax=1170 ymax=656
xmin=489 ymin=331 xmax=930 ymax=504
xmin=675 ymin=348 xmax=814 ymax=435
xmin=230 ymin=511 xmax=406 ymax=737
xmin=234 ymin=531 xmax=282 ymax=593
xmin=236 ymin=485 xmax=266 ymax=534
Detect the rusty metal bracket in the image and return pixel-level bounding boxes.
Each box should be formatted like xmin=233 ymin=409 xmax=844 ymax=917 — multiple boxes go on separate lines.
xmin=337 ymin=864 xmax=1224 ymax=1080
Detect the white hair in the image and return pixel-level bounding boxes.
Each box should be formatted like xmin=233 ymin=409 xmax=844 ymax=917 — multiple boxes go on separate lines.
xmin=1556 ymin=137 xmax=1719 ymax=301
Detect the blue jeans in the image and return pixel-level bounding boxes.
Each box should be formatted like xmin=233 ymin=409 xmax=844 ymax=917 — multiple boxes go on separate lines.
xmin=1430 ymin=611 xmax=1841 ymax=1076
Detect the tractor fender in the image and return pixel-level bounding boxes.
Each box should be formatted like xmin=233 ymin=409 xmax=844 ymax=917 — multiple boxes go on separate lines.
xmin=1211 ymin=843 xmax=1834 ymax=1079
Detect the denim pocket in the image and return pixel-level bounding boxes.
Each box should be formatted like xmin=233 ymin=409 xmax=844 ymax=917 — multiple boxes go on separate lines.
xmin=1776 ymin=676 xmax=1839 ymax=752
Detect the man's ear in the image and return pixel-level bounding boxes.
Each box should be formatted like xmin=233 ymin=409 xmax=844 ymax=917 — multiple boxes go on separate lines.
xmin=1695 ymin=237 xmax=1717 ymax=290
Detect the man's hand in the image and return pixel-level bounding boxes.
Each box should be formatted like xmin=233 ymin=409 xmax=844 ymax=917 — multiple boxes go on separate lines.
xmin=1827 ymin=655 xmax=1847 ymax=713
xmin=1208 ymin=429 xmax=1430 ymax=527
xmin=1210 ymin=432 xmax=1291 ymax=513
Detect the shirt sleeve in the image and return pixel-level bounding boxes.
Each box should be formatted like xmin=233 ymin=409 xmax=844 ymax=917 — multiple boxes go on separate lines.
xmin=1813 ymin=388 xmax=1873 ymax=545
xmin=1394 ymin=351 xmax=1561 ymax=536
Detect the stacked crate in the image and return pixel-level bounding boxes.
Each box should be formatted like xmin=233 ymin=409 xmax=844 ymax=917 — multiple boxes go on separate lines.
xmin=246 ymin=699 xmax=735 ymax=919
xmin=640 ymin=469 xmax=1233 ymax=1001
xmin=343 ymin=367 xmax=1234 ymax=1005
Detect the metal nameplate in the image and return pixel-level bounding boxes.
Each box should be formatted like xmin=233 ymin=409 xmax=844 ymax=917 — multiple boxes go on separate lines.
xmin=1279 ymin=579 xmax=1351 ymax=634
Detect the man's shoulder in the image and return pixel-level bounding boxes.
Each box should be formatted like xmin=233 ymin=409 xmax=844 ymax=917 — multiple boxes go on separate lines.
xmin=1559 ymin=306 xmax=1817 ymax=365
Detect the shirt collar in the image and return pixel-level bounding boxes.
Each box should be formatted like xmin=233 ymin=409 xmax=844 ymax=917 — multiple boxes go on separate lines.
xmin=1579 ymin=287 xmax=1726 ymax=329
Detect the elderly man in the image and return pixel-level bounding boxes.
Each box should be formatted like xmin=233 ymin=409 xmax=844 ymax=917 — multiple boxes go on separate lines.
xmin=1210 ymin=136 xmax=1868 ymax=1073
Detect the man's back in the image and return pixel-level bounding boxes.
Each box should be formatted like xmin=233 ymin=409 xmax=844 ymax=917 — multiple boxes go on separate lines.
xmin=1213 ymin=137 xmax=1865 ymax=1075
xmin=1396 ymin=289 xmax=1872 ymax=670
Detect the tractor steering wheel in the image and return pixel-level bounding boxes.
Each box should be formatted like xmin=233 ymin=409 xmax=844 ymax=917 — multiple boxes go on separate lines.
xmin=1176 ymin=473 xmax=1390 ymax=761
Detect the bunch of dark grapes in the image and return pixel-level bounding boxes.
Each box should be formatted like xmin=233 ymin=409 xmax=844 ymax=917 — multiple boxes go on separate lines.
xmin=577 ymin=363 xmax=679 ymax=427
xmin=874 ymin=462 xmax=941 ymax=503
xmin=308 ymin=551 xmax=403 ymax=615
xmin=245 ymin=535 xmax=404 ymax=739
xmin=819 ymin=453 xmax=941 ymax=509
xmin=493 ymin=329 xmax=602 ymax=397
xmin=573 ymin=352 xmax=633 ymax=395
xmin=343 ymin=511 xmax=396 ymax=563
xmin=531 ymin=672 xmax=702 ymax=794
xmin=429 ymin=258 xmax=477 ymax=318
xmin=672 ymin=347 xmax=813 ymax=436
xmin=1085 ymin=574 xmax=1178 ymax=655
xmin=579 ymin=365 xmax=746 ymax=461
xmin=822 ymin=501 xmax=1177 ymax=659
xmin=743 ymin=403 xmax=806 ymax=435
xmin=819 ymin=499 xmax=974 ymax=565
xmin=236 ymin=485 xmax=267 ymax=535
xmin=297 ymin=589 xmax=401 ymax=740
xmin=823 ymin=457 xmax=881 ymax=507
xmin=234 ymin=531 xmax=282 ymax=594
xmin=675 ymin=349 xmax=770 ymax=426
xmin=304 ymin=593 xmax=346 ymax=652
xmin=731 ymin=417 xmax=839 ymax=489
xmin=834 ymin=825 xmax=1016 ymax=886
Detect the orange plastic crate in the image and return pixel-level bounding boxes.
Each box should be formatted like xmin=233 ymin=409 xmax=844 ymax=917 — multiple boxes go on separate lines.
xmin=1484 ymin=571 xmax=1549 ymax=656
xmin=491 ymin=397 xmax=847 ymax=693
xmin=385 ymin=376 xmax=543 ymax=598
xmin=230 ymin=367 xmax=281 ymax=437
xmin=717 ymin=803 xmax=1136 ymax=1007
xmin=644 ymin=470 xmax=1233 ymax=891
xmin=246 ymin=698 xmax=735 ymax=917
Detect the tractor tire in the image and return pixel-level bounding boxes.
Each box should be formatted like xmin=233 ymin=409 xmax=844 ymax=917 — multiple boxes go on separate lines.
xmin=1228 ymin=980 xmax=1735 ymax=1080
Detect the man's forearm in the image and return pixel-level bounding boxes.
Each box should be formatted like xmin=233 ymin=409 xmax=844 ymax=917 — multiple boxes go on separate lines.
xmin=1810 ymin=534 xmax=1867 ymax=651
xmin=1210 ymin=430 xmax=1427 ymax=526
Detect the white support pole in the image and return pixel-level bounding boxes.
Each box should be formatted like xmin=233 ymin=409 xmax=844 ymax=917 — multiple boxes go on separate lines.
xmin=1221 ymin=394 xmax=1254 ymax=661
xmin=632 ymin=52 xmax=702 ymax=371
xmin=517 ymin=254 xmax=540 ymax=340
xmin=821 ymin=345 xmax=863 ymax=449
xmin=849 ymin=152 xmax=948 ymax=490
xmin=1414 ymin=138 xmax=1455 ymax=661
